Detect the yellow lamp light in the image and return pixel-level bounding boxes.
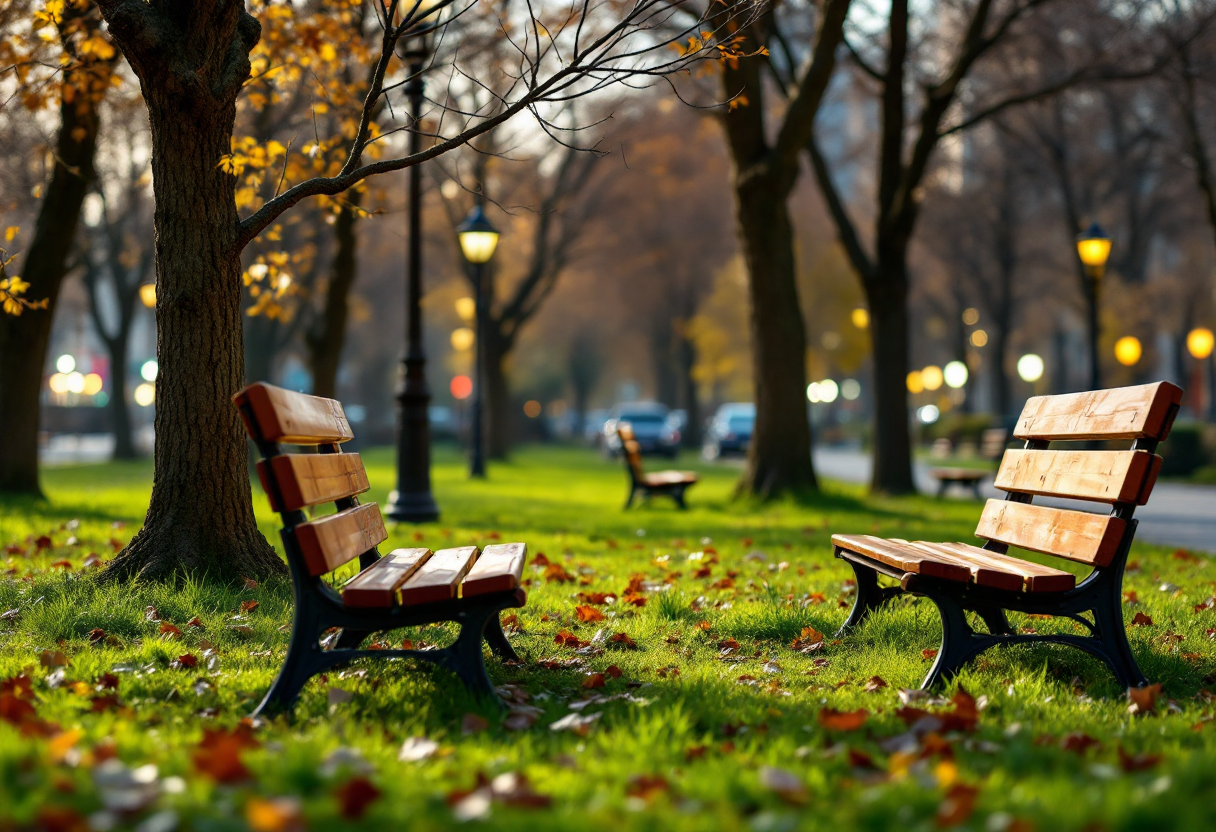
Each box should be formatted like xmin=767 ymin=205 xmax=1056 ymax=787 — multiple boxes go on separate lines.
xmin=851 ymin=307 xmax=869 ymax=329
xmin=139 ymin=283 xmax=156 ymax=309
xmin=1187 ymin=327 xmax=1214 ymax=360
xmin=907 ymin=370 xmax=924 ymax=394
xmin=1076 ymin=223 xmax=1112 ymax=276
xmin=450 ymin=327 xmax=475 ymax=351
xmin=921 ymin=365 xmax=943 ymax=391
xmin=1114 ymin=336 xmax=1141 ymax=367
xmin=457 ymin=206 xmax=500 ymax=265
xmin=82 ymin=373 xmax=103 ymax=396
xmin=455 ymin=297 xmax=476 ymax=322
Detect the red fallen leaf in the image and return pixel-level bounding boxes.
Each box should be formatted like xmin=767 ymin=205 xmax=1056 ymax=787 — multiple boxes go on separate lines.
xmin=719 ymin=638 xmax=741 ymax=650
xmin=740 ymin=538 xmax=753 ymax=547
xmin=1196 ymin=598 xmax=1216 ymax=613
xmin=693 ymin=566 xmax=713 ymax=579
xmin=1123 ymin=591 xmax=1140 ymax=605
xmin=82 ymin=553 xmax=102 ymax=568
xmin=145 ymin=606 xmax=160 ymax=622
xmin=817 ymin=707 xmax=868 ymax=731
xmin=583 ymin=673 xmax=607 ymax=689
xmin=848 ymin=749 xmax=877 ymax=769
xmin=936 ymin=783 xmax=979 ymax=828
xmin=1117 ymin=745 xmax=1163 ymax=772
xmin=605 ymin=665 xmax=623 ymax=679
xmin=624 ymin=574 xmax=647 ymax=594
xmin=245 ymin=797 xmax=305 ymax=832
xmin=90 ymin=695 xmax=122 ymax=713
xmin=807 ymin=592 xmax=827 ymax=604
xmin=575 ymin=605 xmax=605 ymax=623
xmin=1173 ymin=549 xmax=1201 ymax=563
xmin=95 ymin=673 xmax=119 ymax=691
xmin=626 ymin=774 xmax=670 ymax=802
xmin=186 ymin=617 xmax=205 ymax=629
xmin=544 ymin=563 xmax=574 ymax=583
xmin=1128 ymin=683 xmax=1162 ymax=715
xmin=49 ymin=560 xmax=73 ymax=569
xmin=737 ymin=675 xmax=757 ymax=683
xmin=577 ymin=592 xmax=614 ymax=605
xmin=791 ymin=627 xmax=824 ymax=652
xmin=0 ymin=693 xmax=37 ymax=726
xmin=401 ymin=639 xmax=415 ymax=650
xmin=242 ymin=577 xmax=258 ymax=590
xmin=172 ymin=654 xmax=199 ymax=670
xmin=864 ymin=675 xmax=888 ymax=692
xmin=711 ymin=578 xmax=735 ymax=590
xmin=193 ymin=725 xmax=260 ymax=783
xmin=609 ymin=632 xmax=638 ymax=649
xmin=533 ymin=552 xmax=551 ymax=566
xmin=159 ymin=622 xmax=182 ymax=639
xmin=604 ymin=539 xmax=619 ymax=549
xmin=1131 ymin=612 xmax=1154 ymax=626
xmin=3 ymin=544 xmax=25 ymax=556
xmin=35 ymin=535 xmax=52 ymax=550
xmin=922 ymin=648 xmax=939 ymax=660
xmin=109 ymin=539 xmax=123 ymax=552
xmin=1060 ymin=732 xmax=1101 ymax=754
xmin=239 ymin=600 xmax=260 ymax=614
xmin=1 ymin=675 xmax=34 ymax=699
xmin=39 ymin=650 xmax=69 ymax=668
xmin=334 ymin=776 xmax=381 ymax=820
xmin=87 ymin=629 xmax=106 ymax=643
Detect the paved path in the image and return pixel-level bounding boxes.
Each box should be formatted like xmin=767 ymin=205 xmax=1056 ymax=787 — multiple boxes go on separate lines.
xmin=813 ymin=447 xmax=1216 ymax=554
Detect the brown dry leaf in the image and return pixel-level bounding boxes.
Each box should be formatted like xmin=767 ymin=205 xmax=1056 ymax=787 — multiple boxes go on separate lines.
xmin=544 ymin=563 xmax=574 ymax=583
xmin=609 ymin=632 xmax=638 ymax=649
xmin=583 ymin=673 xmax=606 ymax=690
xmin=240 ymin=600 xmax=260 ymax=614
xmin=936 ymin=783 xmax=979 ymax=828
xmin=503 ymin=709 xmax=537 ymax=731
xmin=1128 ymin=683 xmax=1162 ymax=715
xmin=33 ymin=807 xmax=88 ymax=832
xmin=1131 ymin=612 xmax=1154 ymax=626
xmin=245 ymin=797 xmax=304 ymax=832
xmin=626 ymin=774 xmax=670 ymax=803
xmin=186 ymin=617 xmax=205 ymax=629
xmin=87 ymin=629 xmax=106 ymax=644
xmin=49 ymin=559 xmax=72 ymax=569
xmin=759 ymin=767 xmax=808 ymax=805
xmin=864 ymin=675 xmax=888 ymax=692
xmin=334 ymin=776 xmax=381 ymax=820
xmin=159 ymin=622 xmax=182 ymax=639
xmin=532 ymin=552 xmax=551 ymax=566
xmin=605 ymin=665 xmax=623 ymax=679
xmin=577 ymin=592 xmax=614 ymax=605
xmin=1060 ymin=732 xmax=1101 ymax=754
xmin=1117 ymin=745 xmax=1163 ymax=772
xmin=462 ymin=713 xmax=489 ymax=735
xmin=718 ymin=638 xmax=740 ymax=651
xmin=171 ymin=654 xmax=199 ymax=670
xmin=575 ymin=605 xmax=606 ymax=623
xmin=35 ymin=535 xmax=52 ymax=550
xmin=922 ymin=648 xmax=939 ymax=660
xmin=39 ymin=650 xmax=69 ymax=668
xmin=193 ymin=724 xmax=260 ymax=783
xmin=817 ymin=707 xmax=868 ymax=731
xmin=791 ymin=626 xmax=825 ymax=652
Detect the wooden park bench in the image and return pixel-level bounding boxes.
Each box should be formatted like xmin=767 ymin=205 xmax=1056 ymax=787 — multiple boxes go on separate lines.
xmin=834 ymin=381 xmax=1183 ymax=690
xmin=928 ymin=428 xmax=1011 ymax=498
xmin=233 ymin=382 xmax=528 ymax=715
xmin=617 ymin=423 xmax=698 ymax=509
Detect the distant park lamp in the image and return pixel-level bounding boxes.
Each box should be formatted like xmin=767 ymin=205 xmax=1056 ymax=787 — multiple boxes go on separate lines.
xmin=1017 ymin=354 xmax=1045 ymax=383
xmin=1076 ymin=223 xmax=1112 ymax=278
xmin=455 ymin=297 xmax=476 ymax=322
xmin=1187 ymin=327 xmax=1214 ymax=360
xmin=139 ymin=283 xmax=156 ymax=308
xmin=450 ymin=327 xmax=475 ymax=351
xmin=457 ymin=206 xmax=500 ymax=264
xmin=1114 ymin=336 xmax=1141 ymax=367
xmin=943 ymin=360 xmax=969 ymax=389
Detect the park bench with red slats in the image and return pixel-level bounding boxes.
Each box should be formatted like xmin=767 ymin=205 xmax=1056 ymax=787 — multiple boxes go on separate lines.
xmin=617 ymin=423 xmax=698 ymax=509
xmin=233 ymin=382 xmax=528 ymax=714
xmin=833 ymin=381 xmax=1183 ymax=690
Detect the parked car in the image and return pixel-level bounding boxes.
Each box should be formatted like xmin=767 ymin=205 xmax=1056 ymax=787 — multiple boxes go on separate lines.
xmin=602 ymin=402 xmax=680 ymax=457
xmin=703 ymin=402 xmax=754 ymax=459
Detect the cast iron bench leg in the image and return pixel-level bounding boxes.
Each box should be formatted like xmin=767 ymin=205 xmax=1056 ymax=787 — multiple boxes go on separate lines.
xmin=673 ymin=485 xmax=688 ymax=510
xmin=835 ymin=556 xmax=896 ymax=637
xmin=484 ymin=613 xmax=521 ymax=663
xmin=1091 ymin=580 xmax=1149 ymax=688
xmin=920 ymin=591 xmax=994 ymax=690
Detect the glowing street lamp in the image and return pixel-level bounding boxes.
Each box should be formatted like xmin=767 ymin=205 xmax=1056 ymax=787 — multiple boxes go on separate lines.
xmin=1114 ymin=336 xmax=1141 ymax=367
xmin=943 ymin=360 xmax=969 ymax=389
xmin=458 ymin=205 xmax=501 ymax=479
xmin=1188 ymin=328 xmax=1214 ymax=360
xmin=1017 ymin=353 xmax=1044 ymax=383
xmin=139 ymin=283 xmax=156 ymax=309
xmin=1076 ymin=223 xmax=1111 ymax=389
xmin=851 ymin=307 xmax=869 ymax=329
xmin=921 ymin=365 xmax=943 ymax=392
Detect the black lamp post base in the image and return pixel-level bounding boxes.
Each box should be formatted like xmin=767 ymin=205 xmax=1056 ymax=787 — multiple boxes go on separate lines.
xmin=384 ymin=490 xmax=440 ymax=523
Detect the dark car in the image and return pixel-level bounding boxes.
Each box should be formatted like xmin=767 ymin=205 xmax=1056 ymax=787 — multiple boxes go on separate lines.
xmin=702 ymin=403 xmax=754 ymax=459
xmin=602 ymin=402 xmax=680 ymax=458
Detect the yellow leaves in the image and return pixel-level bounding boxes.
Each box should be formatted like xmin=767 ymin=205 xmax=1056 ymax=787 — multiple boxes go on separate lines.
xmin=728 ymin=94 xmax=749 ymax=110
xmin=0 ymin=276 xmax=49 ymax=316
xmin=319 ymin=43 xmax=337 ymax=62
xmin=33 ymin=0 xmax=66 ymax=27
xmin=4 ymin=227 xmax=17 ymax=243
xmin=243 ymin=253 xmax=296 ymax=320
xmin=78 ymin=35 xmax=116 ymax=61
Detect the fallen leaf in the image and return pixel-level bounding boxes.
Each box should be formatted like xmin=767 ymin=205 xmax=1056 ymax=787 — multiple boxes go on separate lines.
xmin=193 ymin=725 xmax=259 ymax=783
xmin=791 ymin=626 xmax=825 ymax=652
xmin=1060 ymin=732 xmax=1101 ymax=754
xmin=575 ymin=605 xmax=605 ymax=623
xmin=334 ymin=776 xmax=381 ymax=819
xmin=1131 ymin=612 xmax=1154 ymax=626
xmin=817 ymin=707 xmax=868 ymax=731
xmin=1128 ymin=683 xmax=1162 ymax=715
xmin=1117 ymin=745 xmax=1162 ymax=772
xmin=583 ymin=673 xmax=606 ymax=690
xmin=549 ymin=711 xmax=600 ymax=734
xmin=240 ymin=600 xmax=260 ymax=614
xmin=864 ymin=675 xmax=888 ymax=692
xmin=609 ymin=632 xmax=638 ymax=649
xmin=544 ymin=563 xmax=574 ymax=583
xmin=158 ymin=622 xmax=182 ymax=639
xmin=39 ymin=650 xmax=69 ymax=668
xmin=245 ymin=797 xmax=304 ymax=832
xmin=399 ymin=736 xmax=439 ymax=762
xmin=87 ymin=629 xmax=106 ymax=644
xmin=605 ymin=665 xmax=623 ymax=679
xmin=936 ymin=783 xmax=979 ymax=828
xmin=462 ymin=713 xmax=489 ymax=735
xmin=625 ymin=774 xmax=669 ymax=803
xmin=759 ymin=766 xmax=808 ymax=805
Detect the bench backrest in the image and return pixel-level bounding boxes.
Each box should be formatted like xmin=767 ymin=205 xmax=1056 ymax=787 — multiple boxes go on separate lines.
xmin=616 ymin=423 xmax=646 ymax=482
xmin=977 ymin=381 xmax=1183 ymax=567
xmin=234 ymin=382 xmax=385 ymax=578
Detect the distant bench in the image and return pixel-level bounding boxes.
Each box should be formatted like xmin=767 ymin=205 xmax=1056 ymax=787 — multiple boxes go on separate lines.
xmin=928 ymin=428 xmax=1010 ymax=498
xmin=234 ymin=381 xmax=528 ymax=714
xmin=617 ymin=423 xmax=698 ymax=509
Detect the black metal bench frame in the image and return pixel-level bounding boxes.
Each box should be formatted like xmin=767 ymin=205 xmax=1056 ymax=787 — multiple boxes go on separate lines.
xmin=835 ymin=427 xmax=1174 ymax=690
xmin=239 ymin=400 xmax=523 ymax=716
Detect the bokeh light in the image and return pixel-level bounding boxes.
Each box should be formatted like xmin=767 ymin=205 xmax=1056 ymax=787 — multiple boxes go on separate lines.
xmin=450 ymin=328 xmax=475 ymax=351
xmin=56 ymin=354 xmax=75 ymax=374
xmin=1114 ymin=336 xmax=1141 ymax=367
xmin=841 ymin=379 xmax=861 ymax=401
xmin=921 ymin=365 xmax=943 ymax=391
xmin=141 ymin=360 xmax=158 ymax=382
xmin=450 ymin=375 xmax=473 ymax=400
xmin=134 ymin=383 xmax=155 ymax=406
xmin=523 ymin=400 xmax=542 ymax=418
xmin=1187 ymin=328 xmax=1214 ymax=360
xmin=1017 ymin=354 xmax=1044 ymax=382
xmin=943 ymin=361 xmax=969 ymax=389
xmin=851 ymin=308 xmax=869 ymax=329
xmin=906 ymin=371 xmax=924 ymax=394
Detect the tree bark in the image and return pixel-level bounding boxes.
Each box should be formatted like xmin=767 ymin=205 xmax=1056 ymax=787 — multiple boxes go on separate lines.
xmin=306 ymin=196 xmax=361 ymax=399
xmin=0 ymin=77 xmax=101 ymax=495
xmin=866 ymin=263 xmax=915 ymax=494
xmin=485 ymin=327 xmax=512 ymax=459
xmin=101 ymin=5 xmax=283 ymax=582
xmin=676 ymin=327 xmax=701 ymax=448
xmin=733 ymin=171 xmax=816 ymax=496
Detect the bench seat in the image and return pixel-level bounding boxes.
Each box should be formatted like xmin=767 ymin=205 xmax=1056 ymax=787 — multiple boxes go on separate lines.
xmin=641 ymin=470 xmax=699 ymax=486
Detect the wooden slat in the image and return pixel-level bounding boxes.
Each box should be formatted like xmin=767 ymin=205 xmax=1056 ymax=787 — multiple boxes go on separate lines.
xmin=889 ymin=539 xmax=1023 ymax=591
xmin=908 ymin=541 xmax=1076 ymax=593
xmin=341 ymin=548 xmax=433 ymax=608
xmin=399 ymin=546 xmax=479 ymax=605
xmin=994 ymin=449 xmax=1161 ymax=505
xmin=461 ymin=542 xmax=527 ymax=597
xmin=292 ymin=503 xmax=386 ymax=577
xmin=973 ymin=499 xmax=1126 ymax=566
xmin=929 ymin=467 xmax=987 ymax=482
xmin=257 ymin=453 xmax=370 ymax=511
xmin=1013 ymin=381 xmax=1183 ymax=442
xmin=642 ymin=471 xmax=699 ymax=486
xmin=234 ymin=382 xmax=354 ymax=445
xmin=832 ymin=534 xmax=972 ymax=583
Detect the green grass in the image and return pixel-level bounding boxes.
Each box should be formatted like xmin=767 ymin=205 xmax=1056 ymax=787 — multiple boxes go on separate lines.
xmin=3 ymin=445 xmax=1216 ymax=831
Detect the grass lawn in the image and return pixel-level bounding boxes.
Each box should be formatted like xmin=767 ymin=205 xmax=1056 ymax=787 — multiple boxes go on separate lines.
xmin=3 ymin=445 xmax=1216 ymax=831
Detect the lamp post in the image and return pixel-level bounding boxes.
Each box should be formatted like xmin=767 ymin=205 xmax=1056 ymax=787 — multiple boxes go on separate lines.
xmin=385 ymin=6 xmax=441 ymax=522
xmin=457 ymin=204 xmax=500 ymax=479
xmin=1075 ymin=223 xmax=1111 ymax=391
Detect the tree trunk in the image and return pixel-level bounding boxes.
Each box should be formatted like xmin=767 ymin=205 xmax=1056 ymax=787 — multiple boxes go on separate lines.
xmin=650 ymin=324 xmax=678 ymax=407
xmin=676 ymin=328 xmax=701 ymax=448
xmin=734 ymin=171 xmax=816 ymax=497
xmin=485 ymin=327 xmax=511 ymax=459
xmin=108 ymin=329 xmax=138 ymax=460
xmin=103 ymin=64 xmax=283 ymax=583
xmin=0 ymin=84 xmax=101 ymax=495
xmin=306 ymin=196 xmax=361 ymax=399
xmin=866 ymin=266 xmax=915 ymax=494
